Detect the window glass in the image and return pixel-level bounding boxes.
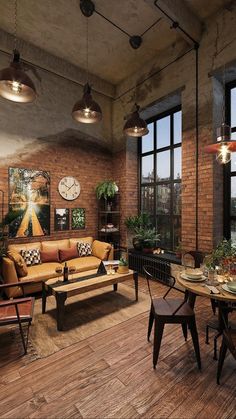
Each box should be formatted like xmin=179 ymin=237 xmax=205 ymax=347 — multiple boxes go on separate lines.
xmin=156 ymin=150 xmax=170 ymax=181
xmin=231 ymin=177 xmax=236 ymax=216
xmin=142 ymin=123 xmax=154 ymax=153
xmin=156 ymin=184 xmax=170 ymax=214
xmin=231 ymin=88 xmax=236 ymax=127
xmin=156 ymin=116 xmax=170 ymax=149
xmin=141 ymin=186 xmax=154 ymax=215
xmin=231 ymin=220 xmax=236 ymax=243
xmin=156 ymin=216 xmax=171 ymax=248
xmin=174 ymin=147 xmax=182 ymax=180
xmin=141 ymin=155 xmax=154 ymax=183
xmin=173 ymin=183 xmax=181 ymax=215
xmin=174 ymin=111 xmax=182 ymax=144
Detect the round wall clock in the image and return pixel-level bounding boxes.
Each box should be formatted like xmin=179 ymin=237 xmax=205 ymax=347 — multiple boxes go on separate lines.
xmin=58 ymin=176 xmax=81 ymax=200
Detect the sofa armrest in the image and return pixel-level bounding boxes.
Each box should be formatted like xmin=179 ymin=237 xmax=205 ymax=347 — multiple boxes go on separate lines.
xmin=1 ymin=257 xmax=21 ymax=298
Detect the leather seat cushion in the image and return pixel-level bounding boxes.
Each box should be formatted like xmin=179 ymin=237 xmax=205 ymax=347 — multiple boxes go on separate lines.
xmin=66 ymin=256 xmax=101 ymax=272
xmin=21 ymin=262 xmax=63 ymax=282
xmin=0 ymin=299 xmax=34 ymax=322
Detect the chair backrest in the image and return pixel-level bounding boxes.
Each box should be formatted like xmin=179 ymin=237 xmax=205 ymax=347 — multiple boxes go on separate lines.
xmin=183 ymin=251 xmax=204 ymax=269
xmin=143 ymin=265 xmax=175 ymax=302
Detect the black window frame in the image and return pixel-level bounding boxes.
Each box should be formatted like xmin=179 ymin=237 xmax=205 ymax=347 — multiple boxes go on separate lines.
xmin=224 ymin=81 xmax=236 ymax=239
xmin=139 ymin=105 xmax=182 ymax=250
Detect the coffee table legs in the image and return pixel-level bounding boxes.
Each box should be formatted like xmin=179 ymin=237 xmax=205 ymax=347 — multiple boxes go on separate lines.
xmin=133 ymin=271 xmax=138 ymax=301
xmin=113 ymin=283 xmax=118 ymax=292
xmin=55 ymin=292 xmax=67 ymax=331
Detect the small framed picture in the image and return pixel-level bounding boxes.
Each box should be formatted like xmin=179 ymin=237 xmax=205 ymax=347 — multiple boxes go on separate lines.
xmin=54 ymin=208 xmax=69 ymax=231
xmin=71 ymin=208 xmax=85 ymax=230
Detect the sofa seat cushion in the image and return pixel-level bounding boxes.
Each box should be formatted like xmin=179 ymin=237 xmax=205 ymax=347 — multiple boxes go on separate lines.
xmin=21 ymin=262 xmax=63 ymax=282
xmin=67 ymin=256 xmax=101 ymax=272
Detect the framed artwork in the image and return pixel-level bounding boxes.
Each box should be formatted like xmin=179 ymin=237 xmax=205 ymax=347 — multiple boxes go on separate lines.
xmin=54 ymin=208 xmax=69 ymax=231
xmin=71 ymin=208 xmax=85 ymax=230
xmin=8 ymin=167 xmax=50 ymax=238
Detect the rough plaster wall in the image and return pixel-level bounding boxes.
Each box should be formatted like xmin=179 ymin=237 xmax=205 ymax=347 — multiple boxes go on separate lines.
xmin=112 ymin=5 xmax=236 ymax=253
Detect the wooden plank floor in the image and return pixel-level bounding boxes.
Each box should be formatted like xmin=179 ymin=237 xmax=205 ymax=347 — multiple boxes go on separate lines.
xmin=0 ymin=278 xmax=236 ymax=419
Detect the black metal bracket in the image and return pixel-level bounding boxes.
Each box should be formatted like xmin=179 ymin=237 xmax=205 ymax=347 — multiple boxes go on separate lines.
xmin=79 ymin=0 xmax=161 ymax=49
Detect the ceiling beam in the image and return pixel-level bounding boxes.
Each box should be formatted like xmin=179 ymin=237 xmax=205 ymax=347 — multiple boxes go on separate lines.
xmin=145 ymin=0 xmax=203 ymax=45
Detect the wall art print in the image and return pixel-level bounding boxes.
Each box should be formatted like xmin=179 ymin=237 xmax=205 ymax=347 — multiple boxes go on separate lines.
xmin=54 ymin=208 xmax=69 ymax=231
xmin=71 ymin=208 xmax=85 ymax=230
xmin=9 ymin=167 xmax=50 ymax=238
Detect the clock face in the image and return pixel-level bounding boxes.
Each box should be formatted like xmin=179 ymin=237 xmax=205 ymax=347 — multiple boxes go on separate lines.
xmin=58 ymin=177 xmax=81 ymax=201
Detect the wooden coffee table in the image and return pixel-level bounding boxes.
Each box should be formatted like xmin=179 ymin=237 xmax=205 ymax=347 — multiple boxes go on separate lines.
xmin=42 ymin=269 xmax=138 ymax=331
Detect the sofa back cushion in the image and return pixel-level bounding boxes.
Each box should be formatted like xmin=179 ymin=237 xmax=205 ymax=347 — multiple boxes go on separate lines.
xmin=20 ymin=249 xmax=41 ymax=266
xmin=59 ymin=246 xmax=78 ymax=262
xmin=77 ymin=242 xmax=92 ymax=257
xmin=40 ymin=249 xmax=60 ymax=263
xmin=69 ymin=237 xmax=93 ymax=247
xmin=92 ymin=240 xmax=111 ymax=261
xmin=8 ymin=242 xmax=41 ymax=253
xmin=7 ymin=250 xmax=28 ymax=277
xmin=41 ymin=239 xmax=70 ymax=252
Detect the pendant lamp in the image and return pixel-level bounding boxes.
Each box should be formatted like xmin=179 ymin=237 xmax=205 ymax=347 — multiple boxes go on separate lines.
xmin=0 ymin=1 xmax=36 ymax=103
xmin=72 ymin=16 xmax=102 ymax=123
xmin=205 ymin=66 xmax=236 ymax=164
xmin=123 ymin=103 xmax=149 ymax=137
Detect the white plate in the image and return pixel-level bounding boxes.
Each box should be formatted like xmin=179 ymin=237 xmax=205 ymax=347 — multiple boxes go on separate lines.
xmin=180 ymin=273 xmax=206 ymax=282
xmin=222 ymin=284 xmax=236 ymax=295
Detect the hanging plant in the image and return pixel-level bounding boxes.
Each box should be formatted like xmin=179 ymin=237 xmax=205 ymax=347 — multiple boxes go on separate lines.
xmin=95 ymin=180 xmax=118 ymax=200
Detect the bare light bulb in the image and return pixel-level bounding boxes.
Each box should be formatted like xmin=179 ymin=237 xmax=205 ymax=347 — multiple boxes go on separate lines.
xmin=9 ymin=80 xmax=22 ymax=94
xmin=216 ymin=143 xmax=231 ymax=165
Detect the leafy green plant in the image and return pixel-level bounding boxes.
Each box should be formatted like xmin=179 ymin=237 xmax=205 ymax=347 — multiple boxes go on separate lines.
xmin=134 ymin=226 xmax=160 ymax=249
xmin=95 ymin=181 xmax=118 ymax=200
xmin=124 ymin=212 xmax=151 ymax=232
xmin=119 ymin=257 xmax=128 ymax=266
xmin=204 ymin=239 xmax=236 ymax=268
xmin=0 ymin=210 xmax=23 ymax=258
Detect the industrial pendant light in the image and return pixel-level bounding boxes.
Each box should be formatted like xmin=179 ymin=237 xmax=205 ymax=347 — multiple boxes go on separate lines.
xmin=205 ymin=66 xmax=236 ymax=164
xmin=0 ymin=0 xmax=36 ymax=103
xmin=72 ymin=16 xmax=102 ymax=123
xmin=123 ymin=103 xmax=149 ymax=137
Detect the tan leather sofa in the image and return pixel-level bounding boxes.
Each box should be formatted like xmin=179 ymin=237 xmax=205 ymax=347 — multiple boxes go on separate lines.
xmin=2 ymin=236 xmax=113 ymax=297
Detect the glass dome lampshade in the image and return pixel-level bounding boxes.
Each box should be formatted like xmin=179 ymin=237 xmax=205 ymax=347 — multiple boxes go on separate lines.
xmin=123 ymin=104 xmax=149 ymax=137
xmin=72 ymin=83 xmax=102 ymax=124
xmin=0 ymin=50 xmax=36 ymax=103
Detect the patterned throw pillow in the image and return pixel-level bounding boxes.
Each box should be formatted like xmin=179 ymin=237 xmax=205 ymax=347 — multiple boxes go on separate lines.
xmin=77 ymin=242 xmax=92 ymax=257
xmin=20 ymin=249 xmax=41 ymax=266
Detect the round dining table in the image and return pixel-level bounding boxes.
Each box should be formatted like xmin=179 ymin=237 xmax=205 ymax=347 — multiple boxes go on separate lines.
xmin=176 ymin=272 xmax=236 ymax=359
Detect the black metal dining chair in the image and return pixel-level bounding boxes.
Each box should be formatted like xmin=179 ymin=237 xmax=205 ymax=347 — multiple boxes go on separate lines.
xmin=217 ymin=312 xmax=236 ymax=384
xmin=143 ymin=265 xmax=201 ymax=370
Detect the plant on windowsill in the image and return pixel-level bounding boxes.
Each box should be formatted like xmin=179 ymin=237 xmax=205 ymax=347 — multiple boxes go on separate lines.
xmin=133 ymin=226 xmax=160 ymax=254
xmin=117 ymin=257 xmax=129 ymax=274
xmin=124 ymin=212 xmax=152 ymax=249
xmin=204 ymin=238 xmax=236 ymax=270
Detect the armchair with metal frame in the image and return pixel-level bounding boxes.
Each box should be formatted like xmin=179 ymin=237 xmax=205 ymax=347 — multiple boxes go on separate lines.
xmin=143 ymin=265 xmax=201 ymax=370
xmin=0 ymin=281 xmax=35 ymax=355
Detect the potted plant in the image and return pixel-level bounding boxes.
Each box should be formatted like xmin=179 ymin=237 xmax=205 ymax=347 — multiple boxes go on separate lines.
xmin=124 ymin=212 xmax=151 ymax=249
xmin=133 ymin=226 xmax=160 ymax=254
xmin=117 ymin=257 xmax=129 ymax=274
xmin=0 ymin=210 xmax=22 ymax=260
xmin=95 ymin=180 xmax=118 ymax=200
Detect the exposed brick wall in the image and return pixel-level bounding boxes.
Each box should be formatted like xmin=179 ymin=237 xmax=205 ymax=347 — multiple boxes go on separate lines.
xmin=0 ymin=138 xmax=113 ymax=246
